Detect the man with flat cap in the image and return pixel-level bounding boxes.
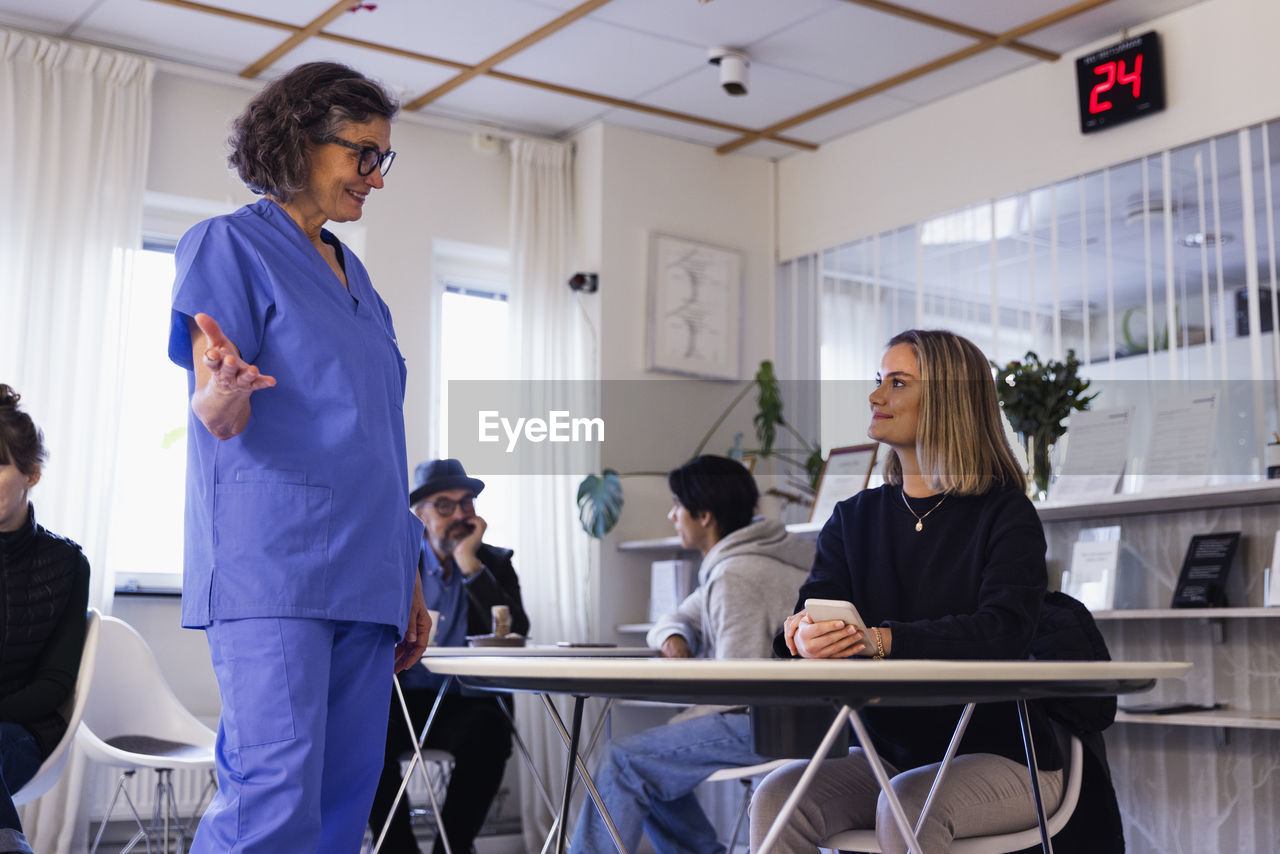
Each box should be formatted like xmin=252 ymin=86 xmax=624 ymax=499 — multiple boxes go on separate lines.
xmin=368 ymin=459 xmax=530 ymax=854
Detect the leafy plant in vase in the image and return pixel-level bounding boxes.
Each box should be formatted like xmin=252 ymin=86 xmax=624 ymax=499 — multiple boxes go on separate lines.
xmin=576 ymin=361 xmax=824 ymax=537
xmin=990 ymin=349 xmax=1098 ymax=498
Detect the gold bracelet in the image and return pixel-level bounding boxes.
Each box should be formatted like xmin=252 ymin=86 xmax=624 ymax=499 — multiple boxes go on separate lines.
xmin=871 ymin=627 xmax=885 ymax=661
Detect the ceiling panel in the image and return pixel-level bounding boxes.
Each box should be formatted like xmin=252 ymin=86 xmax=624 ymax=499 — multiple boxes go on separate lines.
xmin=261 ymin=37 xmax=460 ymax=101
xmin=881 ymin=0 xmax=1084 ymax=35
xmin=325 ymin=0 xmax=566 ymax=66
xmin=0 ymin=0 xmax=1218 ymax=157
xmin=748 ymin=3 xmax=974 ymax=88
xmin=593 ymin=108 xmax=738 ymax=148
xmin=0 ymin=1 xmax=99 ymax=34
xmin=1029 ymin=0 xmax=1208 ymax=53
xmin=638 ymin=62 xmax=851 ymax=130
xmin=888 ymin=47 xmax=1036 ymax=107
xmin=582 ymin=0 xmax=830 ymax=51
xmin=76 ymin=0 xmax=287 ymax=73
xmin=497 ymin=17 xmax=708 ymax=100
xmin=734 ymin=138 xmax=806 ymax=161
xmin=182 ymin=0 xmax=325 ymax=28
xmin=430 ymin=74 xmax=609 ymax=136
xmin=786 ymin=92 xmax=919 ymax=144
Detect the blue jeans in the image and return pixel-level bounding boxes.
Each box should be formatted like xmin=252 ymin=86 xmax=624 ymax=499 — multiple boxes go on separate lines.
xmin=568 ymin=710 xmax=767 ymax=854
xmin=0 ymin=721 xmax=41 ymax=854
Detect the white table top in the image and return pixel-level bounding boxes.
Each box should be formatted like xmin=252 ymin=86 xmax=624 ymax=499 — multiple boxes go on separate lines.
xmin=422 ymin=644 xmax=658 ymax=658
xmin=419 ymin=657 xmax=1192 ymax=708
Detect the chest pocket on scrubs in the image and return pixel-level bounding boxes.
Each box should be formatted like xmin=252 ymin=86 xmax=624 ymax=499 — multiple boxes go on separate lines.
xmin=213 ymin=469 xmax=332 ymax=608
xmin=361 ymin=314 xmax=406 ymax=412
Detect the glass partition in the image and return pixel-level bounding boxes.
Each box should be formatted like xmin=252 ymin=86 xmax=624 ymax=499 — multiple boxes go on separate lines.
xmin=794 ymin=119 xmax=1280 ymax=487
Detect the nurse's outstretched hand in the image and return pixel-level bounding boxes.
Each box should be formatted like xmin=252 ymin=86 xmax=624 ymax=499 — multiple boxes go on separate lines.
xmin=395 ymin=573 xmax=430 ymax=673
xmin=189 ymin=312 xmax=276 ymax=440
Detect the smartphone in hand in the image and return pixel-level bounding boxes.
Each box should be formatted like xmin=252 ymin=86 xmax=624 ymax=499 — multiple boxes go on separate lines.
xmin=804 ymin=598 xmax=874 ymax=656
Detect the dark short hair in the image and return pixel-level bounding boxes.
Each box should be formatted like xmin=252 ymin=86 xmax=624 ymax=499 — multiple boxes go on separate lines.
xmin=0 ymin=384 xmax=46 ymax=476
xmin=667 ymin=455 xmax=758 ymax=537
xmin=227 ymin=61 xmax=399 ymax=202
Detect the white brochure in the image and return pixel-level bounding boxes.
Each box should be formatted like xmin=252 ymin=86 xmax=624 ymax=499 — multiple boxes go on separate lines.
xmin=1051 ymin=407 xmax=1133 ymax=502
xmin=1141 ymin=392 xmax=1218 ymax=492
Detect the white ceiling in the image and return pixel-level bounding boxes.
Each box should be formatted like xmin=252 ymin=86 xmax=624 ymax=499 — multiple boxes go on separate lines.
xmin=0 ymin=0 xmax=1211 ymax=159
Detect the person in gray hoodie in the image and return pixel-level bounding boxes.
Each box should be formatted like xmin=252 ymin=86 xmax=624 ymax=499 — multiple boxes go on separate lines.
xmin=568 ymin=455 xmax=814 ymax=854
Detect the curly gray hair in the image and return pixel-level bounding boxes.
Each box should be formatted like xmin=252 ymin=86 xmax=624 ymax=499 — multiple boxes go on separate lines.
xmin=227 ymin=61 xmax=398 ymax=202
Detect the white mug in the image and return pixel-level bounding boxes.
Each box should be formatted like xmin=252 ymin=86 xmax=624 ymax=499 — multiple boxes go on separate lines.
xmin=426 ymin=609 xmax=440 ymax=646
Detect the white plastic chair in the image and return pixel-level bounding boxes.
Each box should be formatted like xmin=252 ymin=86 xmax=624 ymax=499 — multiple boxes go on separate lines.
xmin=12 ymin=608 xmax=101 ymax=806
xmin=705 ymin=758 xmax=792 ymax=853
xmin=76 ymin=615 xmax=217 ymax=854
xmin=820 ymin=735 xmax=1083 ymax=854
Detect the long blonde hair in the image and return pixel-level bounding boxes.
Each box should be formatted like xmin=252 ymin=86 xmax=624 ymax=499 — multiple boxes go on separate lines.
xmin=881 ymin=329 xmax=1025 ymax=494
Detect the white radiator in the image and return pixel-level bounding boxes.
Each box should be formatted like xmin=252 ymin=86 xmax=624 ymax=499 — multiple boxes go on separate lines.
xmin=86 ymin=760 xmax=446 ymax=824
xmin=86 ymin=765 xmax=214 ymax=823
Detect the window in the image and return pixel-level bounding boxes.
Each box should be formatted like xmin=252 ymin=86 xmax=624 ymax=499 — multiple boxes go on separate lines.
xmin=799 ymin=118 xmax=1280 ymax=483
xmin=436 ymin=284 xmax=510 ymax=455
xmin=431 ymin=240 xmax=514 ymax=551
xmin=106 ymin=244 xmax=188 ymax=591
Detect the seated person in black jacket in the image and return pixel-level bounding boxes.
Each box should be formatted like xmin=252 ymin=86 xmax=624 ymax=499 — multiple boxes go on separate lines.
xmin=0 ymin=385 xmax=90 ymax=854
xmin=368 ymin=459 xmax=528 ymax=854
xmin=749 ymin=330 xmax=1063 ymax=854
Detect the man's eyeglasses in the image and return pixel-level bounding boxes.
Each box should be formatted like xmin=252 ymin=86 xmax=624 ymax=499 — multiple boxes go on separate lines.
xmin=424 ymin=496 xmax=475 ymax=517
xmin=326 ymin=137 xmax=396 ymax=177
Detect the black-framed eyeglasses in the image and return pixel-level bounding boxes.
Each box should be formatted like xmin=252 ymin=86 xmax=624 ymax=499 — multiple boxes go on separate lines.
xmin=326 ymin=136 xmax=396 ymax=177
xmin=424 ymin=495 xmax=474 ymax=517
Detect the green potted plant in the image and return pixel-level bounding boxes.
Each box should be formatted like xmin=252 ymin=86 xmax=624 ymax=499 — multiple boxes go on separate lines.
xmin=576 ymin=361 xmax=824 ymax=538
xmin=990 ymin=349 xmax=1098 ymax=498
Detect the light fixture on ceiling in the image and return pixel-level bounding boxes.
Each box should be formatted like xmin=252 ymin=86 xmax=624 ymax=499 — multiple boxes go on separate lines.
xmin=708 ymin=47 xmax=749 ymax=96
xmin=1179 ymin=231 xmax=1233 ymax=248
xmin=1124 ymin=198 xmax=1183 ymax=226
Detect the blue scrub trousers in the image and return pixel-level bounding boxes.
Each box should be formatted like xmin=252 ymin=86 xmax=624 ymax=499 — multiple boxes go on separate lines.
xmin=191 ymin=617 xmax=396 ymax=854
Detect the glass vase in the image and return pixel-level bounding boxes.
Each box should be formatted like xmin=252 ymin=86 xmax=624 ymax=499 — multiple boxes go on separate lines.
xmin=1024 ymin=433 xmax=1053 ymax=500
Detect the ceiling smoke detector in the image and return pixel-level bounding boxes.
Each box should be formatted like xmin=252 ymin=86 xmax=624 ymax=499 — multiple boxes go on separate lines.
xmin=708 ymin=47 xmax=749 ymax=96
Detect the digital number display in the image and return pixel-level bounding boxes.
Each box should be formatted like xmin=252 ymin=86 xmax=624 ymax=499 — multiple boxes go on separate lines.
xmin=1075 ymin=31 xmax=1165 ymax=134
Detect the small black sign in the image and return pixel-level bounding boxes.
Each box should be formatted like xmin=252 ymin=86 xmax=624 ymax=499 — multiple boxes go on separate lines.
xmin=1171 ymin=532 xmax=1239 ymax=608
xmin=1076 ymin=31 xmax=1166 ymax=134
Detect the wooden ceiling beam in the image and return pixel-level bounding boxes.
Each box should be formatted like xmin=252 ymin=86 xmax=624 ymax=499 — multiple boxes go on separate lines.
xmin=717 ymin=0 xmax=1117 ymax=155
xmin=482 ymin=70 xmax=817 ymax=150
xmin=403 ymin=0 xmax=615 ymax=111
xmin=145 ymin=0 xmax=816 ymax=150
xmin=238 ymin=0 xmax=360 ymax=80
xmin=839 ymin=0 xmax=1058 ymax=63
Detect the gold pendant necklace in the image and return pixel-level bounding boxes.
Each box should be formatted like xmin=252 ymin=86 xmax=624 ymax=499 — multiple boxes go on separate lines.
xmin=901 ymin=488 xmax=947 ymax=532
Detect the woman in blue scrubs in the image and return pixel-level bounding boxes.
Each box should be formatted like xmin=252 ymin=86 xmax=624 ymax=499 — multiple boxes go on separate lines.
xmin=167 ymin=62 xmax=430 ymax=853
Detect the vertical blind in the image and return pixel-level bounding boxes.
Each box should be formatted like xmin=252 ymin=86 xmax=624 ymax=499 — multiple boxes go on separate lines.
xmin=781 ymin=119 xmax=1280 ymax=483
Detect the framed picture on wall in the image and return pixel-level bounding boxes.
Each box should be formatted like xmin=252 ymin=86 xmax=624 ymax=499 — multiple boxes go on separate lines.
xmin=808 ymin=444 xmax=879 ymax=524
xmin=647 ymin=232 xmax=744 ymax=381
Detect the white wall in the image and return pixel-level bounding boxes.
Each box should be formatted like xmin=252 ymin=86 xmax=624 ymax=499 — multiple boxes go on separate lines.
xmin=778 ymin=0 xmax=1280 ymax=260
xmin=572 ymin=122 xmax=777 ymax=637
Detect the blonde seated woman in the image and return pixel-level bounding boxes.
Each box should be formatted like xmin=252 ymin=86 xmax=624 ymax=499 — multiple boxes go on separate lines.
xmin=749 ymin=329 xmax=1063 ymax=854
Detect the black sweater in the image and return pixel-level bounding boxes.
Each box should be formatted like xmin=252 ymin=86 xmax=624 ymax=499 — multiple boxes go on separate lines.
xmin=0 ymin=504 xmax=91 ymax=757
xmin=787 ymin=482 xmax=1061 ymax=772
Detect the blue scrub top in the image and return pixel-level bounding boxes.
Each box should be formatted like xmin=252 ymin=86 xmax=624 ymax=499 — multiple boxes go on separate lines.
xmin=168 ymin=198 xmax=421 ymax=631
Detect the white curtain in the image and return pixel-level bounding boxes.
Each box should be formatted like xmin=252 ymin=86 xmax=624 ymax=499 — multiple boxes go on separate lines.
xmin=1 ymin=27 xmax=152 ymax=852
xmin=505 ymin=137 xmax=596 ymax=850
